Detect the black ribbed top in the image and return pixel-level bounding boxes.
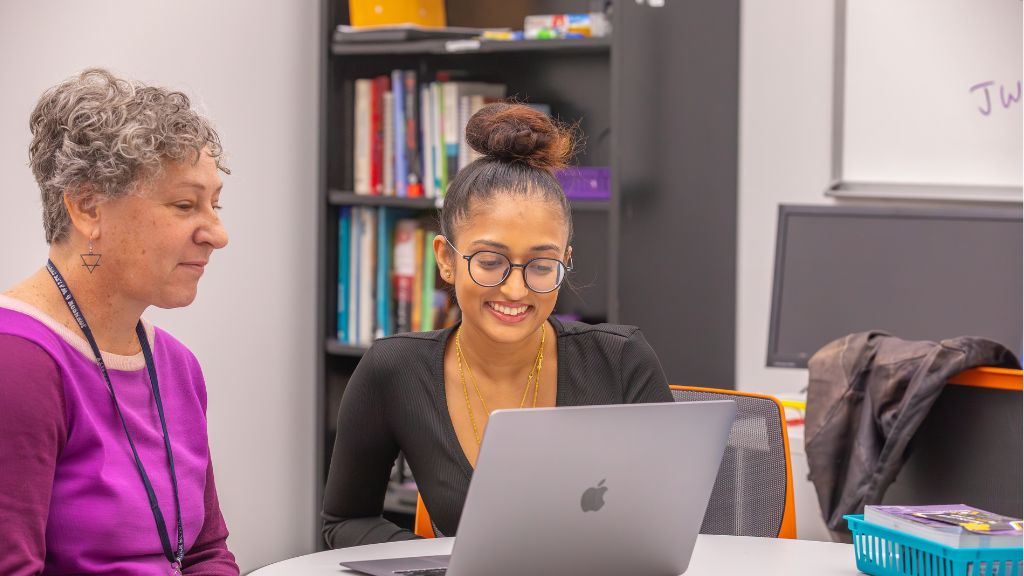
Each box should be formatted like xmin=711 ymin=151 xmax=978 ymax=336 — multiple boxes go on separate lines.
xmin=321 ymin=317 xmax=672 ymax=549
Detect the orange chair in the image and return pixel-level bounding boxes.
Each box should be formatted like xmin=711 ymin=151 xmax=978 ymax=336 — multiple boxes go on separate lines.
xmin=670 ymin=385 xmax=797 ymax=539
xmin=415 ymin=385 xmax=799 ymax=540
xmin=414 ymin=494 xmax=434 ymax=539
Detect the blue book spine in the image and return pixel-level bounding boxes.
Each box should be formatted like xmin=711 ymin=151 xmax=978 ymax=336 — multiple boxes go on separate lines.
xmin=375 ymin=207 xmax=390 ymax=338
xmin=351 ymin=207 xmax=361 ymax=344
xmin=337 ymin=207 xmax=351 ymax=341
xmin=392 ymin=69 xmax=407 ymax=197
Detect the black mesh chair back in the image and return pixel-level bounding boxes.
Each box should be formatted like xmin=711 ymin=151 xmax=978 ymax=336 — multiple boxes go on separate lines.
xmin=670 ymin=385 xmax=796 ymax=538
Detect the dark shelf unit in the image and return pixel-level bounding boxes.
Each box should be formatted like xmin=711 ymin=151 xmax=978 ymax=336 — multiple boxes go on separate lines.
xmin=328 ymin=189 xmax=442 ymax=209
xmin=325 ymin=339 xmax=370 ymax=357
xmin=316 ymin=0 xmax=739 ymax=547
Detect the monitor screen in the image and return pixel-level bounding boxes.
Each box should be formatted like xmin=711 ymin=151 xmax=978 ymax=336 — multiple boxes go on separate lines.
xmin=767 ymin=205 xmax=1022 ymax=368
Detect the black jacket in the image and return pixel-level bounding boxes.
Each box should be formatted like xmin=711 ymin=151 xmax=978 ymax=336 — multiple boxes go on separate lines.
xmin=804 ymin=331 xmax=1019 ymax=534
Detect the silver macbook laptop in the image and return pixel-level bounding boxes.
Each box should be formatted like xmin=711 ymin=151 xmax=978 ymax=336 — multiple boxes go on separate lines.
xmin=342 ymin=400 xmax=736 ymax=576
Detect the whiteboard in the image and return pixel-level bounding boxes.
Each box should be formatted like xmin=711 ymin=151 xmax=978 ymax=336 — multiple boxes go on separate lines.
xmin=839 ymin=0 xmax=1023 ymax=191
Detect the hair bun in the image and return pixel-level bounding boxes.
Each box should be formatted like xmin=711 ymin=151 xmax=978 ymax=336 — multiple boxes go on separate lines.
xmin=465 ymin=102 xmax=575 ymax=171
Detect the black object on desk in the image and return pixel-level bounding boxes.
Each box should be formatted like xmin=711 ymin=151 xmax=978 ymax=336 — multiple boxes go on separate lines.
xmin=767 ymin=204 xmax=1023 ymax=369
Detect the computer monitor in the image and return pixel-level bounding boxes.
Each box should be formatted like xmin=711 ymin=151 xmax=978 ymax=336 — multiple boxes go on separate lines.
xmin=767 ymin=204 xmax=1023 ymax=368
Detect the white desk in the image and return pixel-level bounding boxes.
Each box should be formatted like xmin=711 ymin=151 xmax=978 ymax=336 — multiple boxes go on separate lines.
xmin=251 ymin=534 xmax=857 ymax=575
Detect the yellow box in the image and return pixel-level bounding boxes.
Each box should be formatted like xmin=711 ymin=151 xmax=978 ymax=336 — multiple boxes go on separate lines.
xmin=349 ymin=0 xmax=446 ymax=28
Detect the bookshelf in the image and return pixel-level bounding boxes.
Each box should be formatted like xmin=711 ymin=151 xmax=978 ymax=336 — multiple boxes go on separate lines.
xmin=316 ymin=0 xmax=739 ymax=544
xmin=328 ymin=189 xmax=608 ymax=211
xmin=331 ymin=36 xmax=611 ymax=56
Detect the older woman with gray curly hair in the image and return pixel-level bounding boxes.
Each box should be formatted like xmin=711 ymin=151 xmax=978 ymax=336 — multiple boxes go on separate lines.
xmin=0 ymin=69 xmax=238 ymax=575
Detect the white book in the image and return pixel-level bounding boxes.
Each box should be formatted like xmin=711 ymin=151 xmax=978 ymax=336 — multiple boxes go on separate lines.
xmin=353 ymin=79 xmax=372 ymax=194
xmin=382 ymin=91 xmax=395 ymax=196
xmin=420 ymin=84 xmax=435 ymax=199
xmin=457 ymin=94 xmax=473 ymax=169
xmin=442 ymin=82 xmax=506 ymax=175
xmin=457 ymin=93 xmax=497 ymax=168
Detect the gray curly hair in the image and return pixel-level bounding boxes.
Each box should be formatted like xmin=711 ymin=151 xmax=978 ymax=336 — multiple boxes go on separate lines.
xmin=29 ymin=68 xmax=228 ymax=244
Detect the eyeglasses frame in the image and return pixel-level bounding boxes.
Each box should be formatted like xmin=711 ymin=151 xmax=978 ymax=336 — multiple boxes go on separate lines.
xmin=443 ymin=236 xmax=574 ymax=294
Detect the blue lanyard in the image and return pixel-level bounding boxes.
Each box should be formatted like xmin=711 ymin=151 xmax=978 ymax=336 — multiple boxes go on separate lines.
xmin=46 ymin=260 xmax=185 ymax=570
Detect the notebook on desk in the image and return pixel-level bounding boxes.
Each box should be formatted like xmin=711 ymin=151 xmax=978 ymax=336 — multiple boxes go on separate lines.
xmin=341 ymin=400 xmax=737 ymax=576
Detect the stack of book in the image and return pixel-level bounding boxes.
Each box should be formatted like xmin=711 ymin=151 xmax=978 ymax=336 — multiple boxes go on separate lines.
xmin=864 ymin=504 xmax=1023 ymax=549
xmin=337 ymin=207 xmax=457 ymax=345
xmin=352 ymin=72 xmax=506 ymax=199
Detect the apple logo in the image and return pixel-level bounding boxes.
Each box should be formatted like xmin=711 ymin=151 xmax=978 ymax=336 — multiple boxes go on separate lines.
xmin=580 ymin=479 xmax=608 ymax=512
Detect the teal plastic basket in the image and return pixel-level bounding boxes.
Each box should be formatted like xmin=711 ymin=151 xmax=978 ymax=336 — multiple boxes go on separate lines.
xmin=846 ymin=515 xmax=1023 ymax=576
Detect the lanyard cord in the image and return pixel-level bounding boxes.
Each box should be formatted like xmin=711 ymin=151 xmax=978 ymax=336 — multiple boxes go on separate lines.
xmin=45 ymin=260 xmax=184 ymax=566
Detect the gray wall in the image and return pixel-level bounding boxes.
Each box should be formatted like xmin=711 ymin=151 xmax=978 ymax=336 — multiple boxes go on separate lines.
xmin=736 ymin=2 xmax=842 ymax=542
xmin=736 ymin=0 xmax=836 ymax=395
xmin=0 ymin=2 xmax=319 ymax=571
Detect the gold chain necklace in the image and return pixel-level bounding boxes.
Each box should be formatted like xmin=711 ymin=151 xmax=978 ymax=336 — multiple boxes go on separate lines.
xmin=456 ymin=324 xmax=546 ymax=445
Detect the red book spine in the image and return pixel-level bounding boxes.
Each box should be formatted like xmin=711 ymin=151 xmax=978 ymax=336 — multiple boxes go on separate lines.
xmin=392 ymin=220 xmax=418 ymax=334
xmin=371 ymin=76 xmax=387 ymax=195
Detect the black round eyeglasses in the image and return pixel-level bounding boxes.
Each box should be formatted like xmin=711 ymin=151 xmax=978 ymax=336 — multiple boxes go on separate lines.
xmin=445 ymin=237 xmax=573 ymax=294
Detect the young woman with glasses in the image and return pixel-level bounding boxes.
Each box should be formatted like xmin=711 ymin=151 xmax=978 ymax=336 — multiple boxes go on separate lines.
xmin=322 ymin=103 xmax=672 ymax=548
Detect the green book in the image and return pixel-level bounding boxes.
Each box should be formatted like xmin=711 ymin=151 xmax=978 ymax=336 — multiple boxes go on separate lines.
xmin=421 ymin=231 xmax=437 ymax=331
xmin=435 ymin=83 xmax=447 ymax=194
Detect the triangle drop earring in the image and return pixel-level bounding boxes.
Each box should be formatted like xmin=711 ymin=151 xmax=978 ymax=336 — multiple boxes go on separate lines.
xmin=81 ymin=240 xmax=101 ymax=273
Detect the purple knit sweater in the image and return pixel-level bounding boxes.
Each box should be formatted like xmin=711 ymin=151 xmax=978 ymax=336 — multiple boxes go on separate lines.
xmin=0 ymin=295 xmax=237 ymax=575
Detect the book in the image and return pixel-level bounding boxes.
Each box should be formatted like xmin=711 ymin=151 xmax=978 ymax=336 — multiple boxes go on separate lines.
xmin=864 ymin=505 xmax=1024 ymax=549
xmin=375 ymin=206 xmax=391 ymax=339
xmin=334 ymin=24 xmax=494 ymax=44
xmin=433 ymin=82 xmax=447 ymax=195
xmin=439 ymin=292 xmax=461 ymax=328
xmin=337 ymin=207 xmax=351 ymax=341
xmin=359 ymin=208 xmax=377 ymax=345
xmin=392 ymin=219 xmax=419 ymax=334
xmin=382 ymin=91 xmax=394 ymax=196
xmin=411 ymin=226 xmax=425 ymax=330
xmin=354 ymin=206 xmax=378 ymax=342
xmin=457 ymin=94 xmax=473 ymax=169
xmin=371 ymin=76 xmax=388 ymax=195
xmin=442 ymin=82 xmax=506 ymax=183
xmin=348 ymin=208 xmax=360 ymax=343
xmin=353 ymin=79 xmax=372 ymax=194
xmin=462 ymin=93 xmax=502 ymax=165
xmin=403 ymin=70 xmax=423 ymax=197
xmin=391 ymin=69 xmax=407 ymax=197
xmin=421 ymin=231 xmax=437 ymax=331
xmin=419 ymin=84 xmax=435 ymax=198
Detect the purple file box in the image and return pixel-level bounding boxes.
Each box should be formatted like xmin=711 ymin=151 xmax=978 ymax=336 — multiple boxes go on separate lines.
xmin=556 ymin=166 xmax=610 ymax=201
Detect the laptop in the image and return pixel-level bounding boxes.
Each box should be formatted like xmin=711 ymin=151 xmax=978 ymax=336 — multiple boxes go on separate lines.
xmin=341 ymin=400 xmax=737 ymax=576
